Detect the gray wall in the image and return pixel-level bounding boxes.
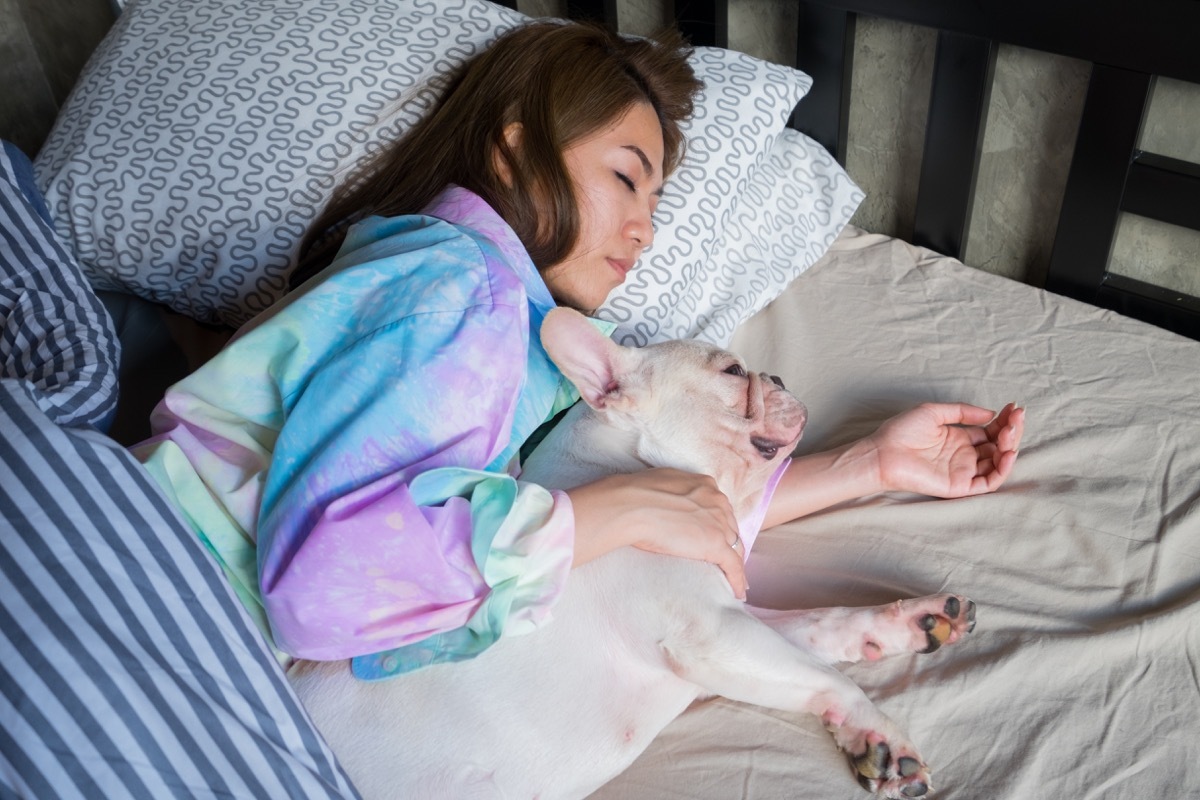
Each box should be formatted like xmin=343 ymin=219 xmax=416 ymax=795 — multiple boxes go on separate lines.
xmin=0 ymin=0 xmax=115 ymax=156
xmin=4 ymin=0 xmax=1196 ymax=294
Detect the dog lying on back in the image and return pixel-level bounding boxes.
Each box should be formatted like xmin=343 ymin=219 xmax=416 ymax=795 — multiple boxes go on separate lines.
xmin=289 ymin=307 xmax=975 ymax=799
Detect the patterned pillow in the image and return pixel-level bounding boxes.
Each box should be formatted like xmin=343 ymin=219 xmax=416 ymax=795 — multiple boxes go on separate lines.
xmin=35 ymin=0 xmax=811 ymax=332
xmin=35 ymin=0 xmax=527 ymax=327
xmin=624 ymin=127 xmax=865 ymax=348
xmin=596 ymin=49 xmax=812 ymax=346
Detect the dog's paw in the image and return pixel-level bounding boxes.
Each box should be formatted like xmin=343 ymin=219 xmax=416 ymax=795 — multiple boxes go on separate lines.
xmin=860 ymin=594 xmax=976 ymax=660
xmin=822 ymin=709 xmax=932 ymax=798
xmin=912 ymin=594 xmax=975 ymax=655
xmin=848 ymin=733 xmax=932 ymax=798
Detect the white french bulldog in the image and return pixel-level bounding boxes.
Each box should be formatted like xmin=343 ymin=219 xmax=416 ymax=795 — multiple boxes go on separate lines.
xmin=289 ymin=307 xmax=975 ymax=799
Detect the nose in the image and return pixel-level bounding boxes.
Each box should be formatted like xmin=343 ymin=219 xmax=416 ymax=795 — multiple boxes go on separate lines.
xmin=768 ymin=374 xmax=786 ymax=390
xmin=626 ymin=204 xmax=655 ymax=251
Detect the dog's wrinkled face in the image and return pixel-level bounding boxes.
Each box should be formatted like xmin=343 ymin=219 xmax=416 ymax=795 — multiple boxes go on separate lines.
xmin=541 ymin=308 xmax=807 ymax=511
xmin=616 ymin=338 xmax=806 ymax=497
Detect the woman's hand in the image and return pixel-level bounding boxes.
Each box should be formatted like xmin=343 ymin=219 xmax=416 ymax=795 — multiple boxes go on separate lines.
xmin=869 ymin=402 xmax=1025 ymax=498
xmin=566 ymin=468 xmax=748 ymax=599
xmin=763 ymin=402 xmax=1025 ymax=529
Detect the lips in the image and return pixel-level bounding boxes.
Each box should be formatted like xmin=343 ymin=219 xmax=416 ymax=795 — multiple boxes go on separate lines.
xmin=607 ymin=258 xmax=635 ymax=280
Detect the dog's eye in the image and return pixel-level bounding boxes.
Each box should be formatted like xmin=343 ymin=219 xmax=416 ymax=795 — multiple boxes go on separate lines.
xmin=723 ymin=364 xmax=746 ymax=377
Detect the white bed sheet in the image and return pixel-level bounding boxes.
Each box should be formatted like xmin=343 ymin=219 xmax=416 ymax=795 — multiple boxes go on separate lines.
xmin=590 ymin=226 xmax=1200 ymax=799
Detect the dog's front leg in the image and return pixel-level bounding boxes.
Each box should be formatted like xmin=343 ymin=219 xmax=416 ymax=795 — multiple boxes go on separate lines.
xmin=747 ymin=593 xmax=976 ymax=664
xmin=665 ymin=607 xmax=933 ymax=799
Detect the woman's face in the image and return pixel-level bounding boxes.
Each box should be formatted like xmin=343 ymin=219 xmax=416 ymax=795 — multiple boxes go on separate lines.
xmin=542 ymin=101 xmax=665 ymax=312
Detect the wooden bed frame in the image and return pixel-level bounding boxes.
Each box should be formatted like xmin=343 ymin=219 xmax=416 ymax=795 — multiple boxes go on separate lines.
xmin=527 ymin=0 xmax=1200 ymax=341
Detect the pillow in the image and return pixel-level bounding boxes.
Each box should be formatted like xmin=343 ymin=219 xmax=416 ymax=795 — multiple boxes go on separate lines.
xmin=35 ymin=0 xmax=527 ymax=327
xmin=35 ymin=0 xmax=810 ymax=331
xmin=596 ymin=48 xmax=812 ymax=346
xmin=1 ymin=142 xmax=120 ymax=431
xmin=0 ymin=379 xmax=358 ymax=799
xmin=633 ymin=126 xmax=865 ymax=349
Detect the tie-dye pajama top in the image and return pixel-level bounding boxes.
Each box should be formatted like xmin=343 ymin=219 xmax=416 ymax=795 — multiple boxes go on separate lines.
xmin=136 ymin=186 xmax=603 ymax=679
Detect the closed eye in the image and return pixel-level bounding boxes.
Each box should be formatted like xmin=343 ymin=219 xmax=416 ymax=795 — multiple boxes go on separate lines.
xmin=723 ymin=364 xmax=746 ymax=377
xmin=615 ymin=171 xmax=636 ymax=191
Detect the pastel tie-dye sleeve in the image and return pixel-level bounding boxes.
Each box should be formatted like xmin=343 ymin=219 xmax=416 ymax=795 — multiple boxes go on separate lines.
xmin=258 ymin=300 xmax=575 ymax=665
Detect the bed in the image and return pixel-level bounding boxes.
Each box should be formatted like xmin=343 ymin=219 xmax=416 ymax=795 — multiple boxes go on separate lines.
xmin=2 ymin=1 xmax=1198 ymax=798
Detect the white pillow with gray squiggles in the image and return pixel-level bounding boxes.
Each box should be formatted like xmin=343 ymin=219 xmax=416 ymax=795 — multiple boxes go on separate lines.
xmin=36 ymin=0 xmax=850 ymax=338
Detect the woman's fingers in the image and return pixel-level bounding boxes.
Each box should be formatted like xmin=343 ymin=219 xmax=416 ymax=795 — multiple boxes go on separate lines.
xmin=567 ymin=468 xmax=747 ymax=599
xmin=715 ymin=546 xmax=748 ymax=600
xmin=658 ymin=469 xmax=746 ymax=598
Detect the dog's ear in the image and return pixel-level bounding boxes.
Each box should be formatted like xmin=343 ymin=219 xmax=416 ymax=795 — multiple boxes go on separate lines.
xmin=541 ymin=308 xmax=636 ymax=410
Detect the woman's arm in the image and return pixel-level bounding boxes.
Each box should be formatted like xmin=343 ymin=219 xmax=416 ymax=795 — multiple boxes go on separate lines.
xmin=257 ymin=301 xmax=574 ymax=664
xmin=763 ymin=402 xmax=1025 ymax=529
xmin=567 ymin=468 xmax=748 ymax=599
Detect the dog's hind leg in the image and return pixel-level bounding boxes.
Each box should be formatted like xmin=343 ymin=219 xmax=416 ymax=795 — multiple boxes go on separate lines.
xmin=665 ymin=607 xmax=934 ymax=799
xmin=747 ymin=593 xmax=976 ymax=664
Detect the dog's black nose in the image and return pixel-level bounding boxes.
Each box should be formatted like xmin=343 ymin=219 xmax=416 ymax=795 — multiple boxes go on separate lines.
xmin=769 ymin=374 xmax=786 ymax=390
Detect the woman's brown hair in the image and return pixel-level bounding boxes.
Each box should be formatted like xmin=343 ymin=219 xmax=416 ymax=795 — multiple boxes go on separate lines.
xmin=290 ymin=20 xmax=700 ymax=288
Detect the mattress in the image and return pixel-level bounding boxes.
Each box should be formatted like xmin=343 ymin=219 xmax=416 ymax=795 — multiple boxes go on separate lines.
xmin=591 ymin=226 xmax=1200 ymax=798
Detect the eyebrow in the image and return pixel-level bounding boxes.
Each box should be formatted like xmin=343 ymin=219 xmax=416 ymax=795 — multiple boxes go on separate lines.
xmin=622 ymin=145 xmax=665 ymax=196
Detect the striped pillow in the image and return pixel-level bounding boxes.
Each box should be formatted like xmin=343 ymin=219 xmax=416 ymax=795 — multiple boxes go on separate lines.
xmin=0 ymin=143 xmax=118 ymax=430
xmin=0 ymin=381 xmax=359 ymax=799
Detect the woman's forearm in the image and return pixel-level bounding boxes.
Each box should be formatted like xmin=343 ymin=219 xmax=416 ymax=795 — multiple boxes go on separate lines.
xmin=762 ymin=438 xmax=885 ymax=529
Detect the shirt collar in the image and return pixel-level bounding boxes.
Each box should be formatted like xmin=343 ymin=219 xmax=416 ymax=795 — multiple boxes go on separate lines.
xmin=422 ymin=186 xmax=556 ymax=312
xmin=421 ymin=186 xmax=618 ymax=347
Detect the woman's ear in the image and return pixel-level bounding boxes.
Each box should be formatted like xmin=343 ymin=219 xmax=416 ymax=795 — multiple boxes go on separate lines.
xmin=493 ymin=122 xmax=523 ymax=187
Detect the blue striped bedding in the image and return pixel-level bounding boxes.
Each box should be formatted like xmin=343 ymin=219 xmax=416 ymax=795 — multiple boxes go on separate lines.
xmin=0 ymin=143 xmax=359 ymax=799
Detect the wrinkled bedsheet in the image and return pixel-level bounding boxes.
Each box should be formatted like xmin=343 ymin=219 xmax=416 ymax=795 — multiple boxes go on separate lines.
xmin=591 ymin=226 xmax=1200 ymax=799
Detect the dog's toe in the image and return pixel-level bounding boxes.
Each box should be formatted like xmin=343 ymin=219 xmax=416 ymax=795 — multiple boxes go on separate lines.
xmin=848 ymin=736 xmax=933 ymax=799
xmin=915 ymin=594 xmax=976 ymax=654
xmin=853 ymin=740 xmax=890 ymax=780
xmin=917 ymin=614 xmax=952 ymax=653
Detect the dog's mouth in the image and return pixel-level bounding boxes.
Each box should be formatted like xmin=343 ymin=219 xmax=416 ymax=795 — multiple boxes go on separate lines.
xmin=751 ymin=436 xmax=787 ymax=460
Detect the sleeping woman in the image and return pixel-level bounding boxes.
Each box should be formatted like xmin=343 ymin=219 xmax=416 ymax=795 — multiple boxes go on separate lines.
xmin=130 ymin=19 xmax=1025 ymax=677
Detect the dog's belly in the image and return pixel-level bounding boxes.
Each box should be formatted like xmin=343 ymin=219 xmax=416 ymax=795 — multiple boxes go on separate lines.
xmin=290 ymin=550 xmax=724 ymax=799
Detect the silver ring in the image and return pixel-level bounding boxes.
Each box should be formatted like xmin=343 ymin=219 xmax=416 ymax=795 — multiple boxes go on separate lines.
xmin=731 ymin=534 xmax=741 ymax=550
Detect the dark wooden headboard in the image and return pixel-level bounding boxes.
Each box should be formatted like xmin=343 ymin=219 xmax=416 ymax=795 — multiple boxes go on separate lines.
xmin=547 ymin=0 xmax=1200 ymax=341
xmin=10 ymin=0 xmax=1198 ymax=339
xmin=789 ymin=0 xmax=1200 ymax=341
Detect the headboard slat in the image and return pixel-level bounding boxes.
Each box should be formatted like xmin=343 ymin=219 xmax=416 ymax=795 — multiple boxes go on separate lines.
xmin=791 ymin=3 xmax=855 ymax=164
xmin=1046 ymin=66 xmax=1152 ymax=304
xmin=672 ymin=0 xmax=728 ymax=49
xmin=1098 ymin=274 xmax=1200 ymax=340
xmin=566 ymin=1 xmax=618 ymax=28
xmin=911 ymin=31 xmax=997 ymax=260
xmin=797 ymin=0 xmax=1200 ymax=85
xmin=1122 ymin=153 xmax=1200 ymax=234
